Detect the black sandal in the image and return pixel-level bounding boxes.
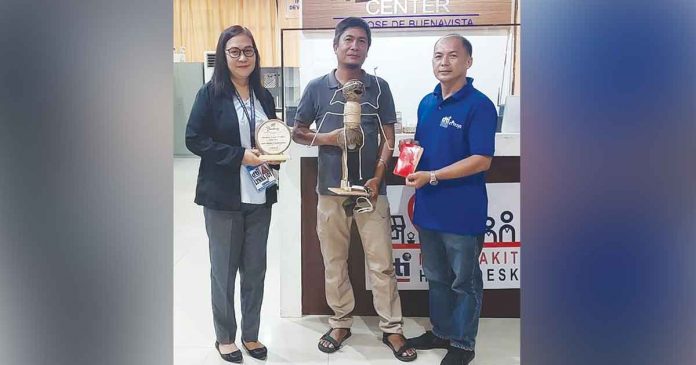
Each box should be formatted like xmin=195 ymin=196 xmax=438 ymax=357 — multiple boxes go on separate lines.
xmin=382 ymin=333 xmax=418 ymax=362
xmin=317 ymin=328 xmax=352 ymax=353
xmin=242 ymin=341 xmax=268 ymax=360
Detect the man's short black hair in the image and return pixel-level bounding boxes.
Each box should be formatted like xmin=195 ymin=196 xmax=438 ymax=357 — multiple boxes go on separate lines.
xmin=438 ymin=34 xmax=473 ymax=56
xmin=333 ymin=17 xmax=371 ymax=48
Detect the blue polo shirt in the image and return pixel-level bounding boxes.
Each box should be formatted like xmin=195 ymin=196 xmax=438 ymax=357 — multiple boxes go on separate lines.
xmin=413 ymin=77 xmax=497 ymax=235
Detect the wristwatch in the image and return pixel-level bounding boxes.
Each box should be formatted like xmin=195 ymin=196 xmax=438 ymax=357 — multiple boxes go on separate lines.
xmin=429 ymin=171 xmax=439 ymax=186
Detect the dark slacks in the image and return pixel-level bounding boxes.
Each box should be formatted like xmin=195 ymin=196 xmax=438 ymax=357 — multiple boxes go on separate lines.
xmin=204 ymin=204 xmax=271 ymax=343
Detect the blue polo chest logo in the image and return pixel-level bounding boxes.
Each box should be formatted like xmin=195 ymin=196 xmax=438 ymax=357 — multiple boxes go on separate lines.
xmin=439 ymin=115 xmax=462 ymax=129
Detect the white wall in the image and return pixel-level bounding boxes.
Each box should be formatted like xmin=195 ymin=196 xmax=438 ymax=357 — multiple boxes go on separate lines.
xmin=298 ymin=28 xmax=515 ymax=128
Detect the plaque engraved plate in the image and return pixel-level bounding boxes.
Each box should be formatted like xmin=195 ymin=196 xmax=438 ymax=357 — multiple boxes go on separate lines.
xmin=255 ymin=119 xmax=291 ymax=162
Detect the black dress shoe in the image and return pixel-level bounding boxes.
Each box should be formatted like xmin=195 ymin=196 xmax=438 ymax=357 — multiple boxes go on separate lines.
xmin=407 ymin=331 xmax=450 ymax=350
xmin=242 ymin=341 xmax=268 ymax=360
xmin=215 ymin=341 xmax=243 ymax=363
xmin=440 ymin=346 xmax=475 ymax=365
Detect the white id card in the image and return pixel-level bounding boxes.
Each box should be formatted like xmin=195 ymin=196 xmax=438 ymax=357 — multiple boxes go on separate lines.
xmin=245 ymin=163 xmax=277 ymax=191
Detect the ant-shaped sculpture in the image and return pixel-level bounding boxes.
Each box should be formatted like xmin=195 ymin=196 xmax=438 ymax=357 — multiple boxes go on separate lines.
xmin=309 ymin=69 xmax=394 ymax=196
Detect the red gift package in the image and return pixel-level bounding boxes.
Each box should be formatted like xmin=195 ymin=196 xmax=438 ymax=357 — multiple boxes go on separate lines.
xmin=393 ymin=143 xmax=424 ymax=178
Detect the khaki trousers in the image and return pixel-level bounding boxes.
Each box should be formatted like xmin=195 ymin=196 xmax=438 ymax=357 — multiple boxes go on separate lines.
xmin=316 ymin=195 xmax=403 ymax=333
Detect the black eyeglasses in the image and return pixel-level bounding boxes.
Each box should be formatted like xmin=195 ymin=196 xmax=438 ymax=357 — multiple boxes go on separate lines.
xmin=226 ymin=47 xmax=255 ymax=58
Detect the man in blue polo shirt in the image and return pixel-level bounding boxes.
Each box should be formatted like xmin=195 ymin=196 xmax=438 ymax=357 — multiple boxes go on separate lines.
xmin=404 ymin=34 xmax=497 ymax=365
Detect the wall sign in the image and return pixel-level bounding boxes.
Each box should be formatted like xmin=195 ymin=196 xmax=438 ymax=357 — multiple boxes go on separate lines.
xmin=303 ymin=0 xmax=514 ymax=29
xmin=367 ymin=183 xmax=521 ymax=290
xmin=286 ymin=0 xmax=300 ymax=19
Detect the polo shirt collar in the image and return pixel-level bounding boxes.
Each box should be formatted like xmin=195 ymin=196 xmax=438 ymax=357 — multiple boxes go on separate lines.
xmin=433 ymin=77 xmax=474 ymax=101
xmin=328 ymin=69 xmax=374 ymax=90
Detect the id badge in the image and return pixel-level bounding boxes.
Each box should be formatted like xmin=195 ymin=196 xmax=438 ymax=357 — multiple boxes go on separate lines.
xmin=245 ymin=163 xmax=277 ymax=191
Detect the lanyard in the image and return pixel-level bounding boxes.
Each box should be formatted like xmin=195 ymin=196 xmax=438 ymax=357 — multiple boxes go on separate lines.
xmin=234 ymin=89 xmax=256 ymax=148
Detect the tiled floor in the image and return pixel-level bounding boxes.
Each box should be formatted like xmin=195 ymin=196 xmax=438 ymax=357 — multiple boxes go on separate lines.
xmin=174 ymin=157 xmax=520 ymax=365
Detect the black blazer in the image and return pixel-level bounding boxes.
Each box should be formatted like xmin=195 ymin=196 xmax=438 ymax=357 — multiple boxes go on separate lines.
xmin=185 ymin=82 xmax=279 ymax=211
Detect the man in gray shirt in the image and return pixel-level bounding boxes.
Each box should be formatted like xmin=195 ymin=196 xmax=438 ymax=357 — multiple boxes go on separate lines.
xmin=292 ymin=17 xmax=416 ymax=362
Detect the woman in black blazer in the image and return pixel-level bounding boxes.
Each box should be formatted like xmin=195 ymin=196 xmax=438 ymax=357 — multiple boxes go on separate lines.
xmin=185 ymin=25 xmax=277 ymax=363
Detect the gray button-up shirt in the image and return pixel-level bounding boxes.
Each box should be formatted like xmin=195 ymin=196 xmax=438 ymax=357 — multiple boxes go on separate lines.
xmin=295 ymin=70 xmax=397 ymax=195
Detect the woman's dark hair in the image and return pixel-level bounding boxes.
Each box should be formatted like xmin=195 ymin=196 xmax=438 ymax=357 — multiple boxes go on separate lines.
xmin=210 ymin=25 xmax=264 ymax=98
